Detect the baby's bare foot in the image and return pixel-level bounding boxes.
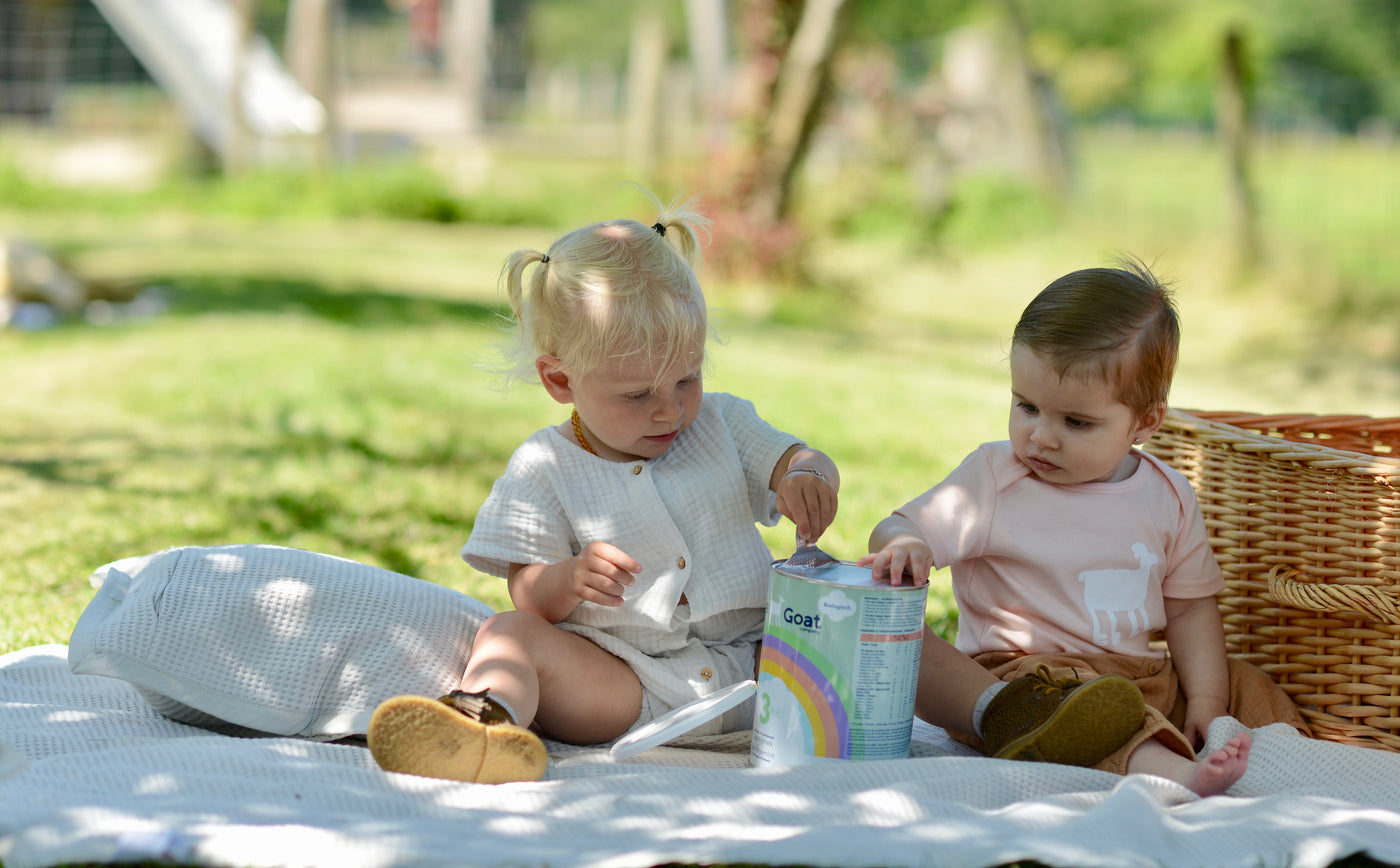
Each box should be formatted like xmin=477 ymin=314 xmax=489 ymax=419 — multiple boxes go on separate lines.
xmin=1187 ymin=731 xmax=1252 ymax=797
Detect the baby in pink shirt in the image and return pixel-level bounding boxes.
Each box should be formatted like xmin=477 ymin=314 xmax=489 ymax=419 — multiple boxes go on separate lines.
xmin=863 ymin=258 xmax=1307 ymax=796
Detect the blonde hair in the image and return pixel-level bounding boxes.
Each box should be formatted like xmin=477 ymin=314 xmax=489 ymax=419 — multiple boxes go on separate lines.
xmin=1011 ymin=255 xmax=1180 ymax=421
xmin=497 ymin=189 xmax=712 ymax=387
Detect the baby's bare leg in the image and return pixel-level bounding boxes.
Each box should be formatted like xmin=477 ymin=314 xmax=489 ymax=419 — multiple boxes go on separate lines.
xmin=1127 ymin=731 xmax=1252 ymax=797
xmin=459 ymin=609 xmax=644 ymax=745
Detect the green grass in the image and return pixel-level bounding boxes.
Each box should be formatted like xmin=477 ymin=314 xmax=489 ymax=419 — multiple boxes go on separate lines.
xmin=6 ymin=130 xmax=1400 ymax=655
xmin=2 ymin=231 xmax=1396 ymax=654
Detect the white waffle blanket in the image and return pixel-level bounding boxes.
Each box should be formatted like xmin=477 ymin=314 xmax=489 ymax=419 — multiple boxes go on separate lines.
xmin=4 ymin=643 xmax=1400 ymax=868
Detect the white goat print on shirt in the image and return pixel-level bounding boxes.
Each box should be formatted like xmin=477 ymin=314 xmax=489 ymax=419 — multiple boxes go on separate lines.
xmin=1078 ymin=543 xmax=1157 ymax=646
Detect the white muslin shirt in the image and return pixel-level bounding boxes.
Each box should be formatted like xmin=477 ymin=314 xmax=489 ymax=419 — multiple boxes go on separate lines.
xmin=463 ymin=392 xmax=799 ymax=732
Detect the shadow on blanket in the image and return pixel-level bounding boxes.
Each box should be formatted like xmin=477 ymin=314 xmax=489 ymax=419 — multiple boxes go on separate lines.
xmin=4 ymin=645 xmax=1400 ymax=868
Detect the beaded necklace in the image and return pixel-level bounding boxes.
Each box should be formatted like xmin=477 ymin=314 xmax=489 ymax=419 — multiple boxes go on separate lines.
xmin=570 ymin=409 xmax=598 ymax=456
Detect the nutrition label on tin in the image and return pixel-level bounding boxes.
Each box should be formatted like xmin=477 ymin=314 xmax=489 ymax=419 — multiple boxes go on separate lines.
xmin=853 ymin=593 xmax=926 ymax=755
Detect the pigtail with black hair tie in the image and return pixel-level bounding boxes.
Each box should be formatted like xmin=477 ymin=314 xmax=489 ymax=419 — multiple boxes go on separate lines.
xmin=540 ymin=254 xmax=550 ymax=264
xmin=651 ymin=222 xmax=666 ymax=237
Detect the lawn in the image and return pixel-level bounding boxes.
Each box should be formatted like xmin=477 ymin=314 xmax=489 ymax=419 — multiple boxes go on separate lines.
xmin=4 ymin=130 xmax=1400 ymax=658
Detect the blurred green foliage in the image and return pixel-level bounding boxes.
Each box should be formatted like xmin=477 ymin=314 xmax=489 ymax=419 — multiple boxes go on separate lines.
xmin=807 ymin=0 xmax=1400 ymax=131
xmin=0 ymin=157 xmax=571 ymax=226
xmin=251 ymin=0 xmax=1400 ymax=135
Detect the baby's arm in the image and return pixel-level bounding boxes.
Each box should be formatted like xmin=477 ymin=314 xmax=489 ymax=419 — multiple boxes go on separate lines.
xmin=772 ymin=444 xmax=840 ymax=544
xmin=1163 ymin=594 xmax=1232 ymax=749
xmin=858 ymin=513 xmax=933 ymax=586
xmin=506 ymin=542 xmax=642 ymax=623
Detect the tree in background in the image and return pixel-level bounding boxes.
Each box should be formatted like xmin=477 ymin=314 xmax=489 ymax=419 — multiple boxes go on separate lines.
xmin=699 ymin=0 xmax=853 ymax=284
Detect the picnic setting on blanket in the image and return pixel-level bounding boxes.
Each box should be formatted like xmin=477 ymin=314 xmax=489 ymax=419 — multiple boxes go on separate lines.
xmin=4 ymin=409 xmax=1400 ymax=868
xmin=10 ymin=3 xmax=1400 ymax=866
xmin=8 ymin=223 xmax=1400 ymax=868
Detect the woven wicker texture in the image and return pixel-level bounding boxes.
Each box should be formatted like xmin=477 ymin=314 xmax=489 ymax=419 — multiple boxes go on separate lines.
xmin=1145 ymin=409 xmax=1400 ymax=753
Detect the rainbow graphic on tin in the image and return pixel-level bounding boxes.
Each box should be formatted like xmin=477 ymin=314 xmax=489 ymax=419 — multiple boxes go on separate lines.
xmin=757 ymin=629 xmax=856 ymax=759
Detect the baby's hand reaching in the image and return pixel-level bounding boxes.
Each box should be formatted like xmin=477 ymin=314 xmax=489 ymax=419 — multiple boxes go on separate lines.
xmin=858 ymin=537 xmax=933 ymax=587
xmin=571 ymin=541 xmax=640 ymax=607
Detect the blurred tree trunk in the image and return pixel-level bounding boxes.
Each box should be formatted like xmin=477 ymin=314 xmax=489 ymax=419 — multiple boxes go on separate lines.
xmin=446 ymin=0 xmax=491 ymax=138
xmin=706 ymin=0 xmax=851 ymax=282
xmin=1217 ymin=26 xmax=1259 ymax=271
xmin=625 ymin=3 xmax=668 ymax=180
xmin=998 ymin=0 xmax=1070 ymax=198
xmin=225 ymin=0 xmax=256 ymax=174
xmin=739 ymin=0 xmax=850 ymax=227
xmin=284 ymin=0 xmax=340 ymax=168
xmin=685 ymin=0 xmax=729 ymax=152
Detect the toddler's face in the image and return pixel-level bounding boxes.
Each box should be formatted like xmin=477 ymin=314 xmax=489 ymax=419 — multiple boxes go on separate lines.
xmin=1007 ymin=345 xmax=1146 ymax=485
xmin=570 ymin=344 xmax=704 ymax=462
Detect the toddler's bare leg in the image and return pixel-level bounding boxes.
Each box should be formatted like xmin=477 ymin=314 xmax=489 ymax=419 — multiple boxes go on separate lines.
xmin=459 ymin=609 xmax=644 ymax=745
xmin=368 ymin=610 xmax=644 ymax=783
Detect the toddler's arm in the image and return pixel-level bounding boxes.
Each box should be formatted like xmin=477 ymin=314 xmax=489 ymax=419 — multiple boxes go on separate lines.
xmin=1163 ymin=594 xmax=1232 ymax=749
xmin=773 ymin=445 xmax=840 ymax=545
xmin=506 ymin=542 xmax=642 ymax=623
xmin=859 ymin=514 xmax=933 ymax=586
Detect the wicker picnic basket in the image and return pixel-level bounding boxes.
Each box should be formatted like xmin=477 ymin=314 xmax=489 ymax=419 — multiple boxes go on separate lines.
xmin=1144 ymin=409 xmax=1400 ymax=753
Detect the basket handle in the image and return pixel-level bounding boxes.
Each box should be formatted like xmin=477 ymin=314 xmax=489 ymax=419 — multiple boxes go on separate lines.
xmin=1267 ymin=568 xmax=1400 ymax=625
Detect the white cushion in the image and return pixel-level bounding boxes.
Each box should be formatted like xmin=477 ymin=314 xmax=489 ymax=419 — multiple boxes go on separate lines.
xmin=68 ymin=544 xmax=495 ymax=738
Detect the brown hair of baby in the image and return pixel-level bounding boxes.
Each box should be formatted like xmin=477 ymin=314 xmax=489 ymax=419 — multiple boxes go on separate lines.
xmin=1011 ymin=256 xmax=1180 ymax=421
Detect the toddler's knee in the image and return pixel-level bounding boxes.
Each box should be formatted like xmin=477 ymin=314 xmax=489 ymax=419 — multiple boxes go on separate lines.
xmin=476 ymin=609 xmax=550 ymax=641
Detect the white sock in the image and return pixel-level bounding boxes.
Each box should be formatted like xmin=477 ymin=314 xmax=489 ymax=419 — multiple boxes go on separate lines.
xmin=972 ymin=681 xmax=1008 ymax=738
xmin=490 ymin=694 xmax=521 ymax=726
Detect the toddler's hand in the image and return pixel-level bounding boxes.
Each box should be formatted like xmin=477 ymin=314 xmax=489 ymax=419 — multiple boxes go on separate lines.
xmin=571 ymin=541 xmax=640 ymax=607
xmin=858 ymin=537 xmax=932 ymax=586
xmin=777 ymin=469 xmax=838 ymax=545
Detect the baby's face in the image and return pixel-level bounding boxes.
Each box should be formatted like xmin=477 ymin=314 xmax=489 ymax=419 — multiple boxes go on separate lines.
xmin=570 ymin=344 xmax=705 ymax=462
xmin=1007 ymin=345 xmax=1145 ymax=485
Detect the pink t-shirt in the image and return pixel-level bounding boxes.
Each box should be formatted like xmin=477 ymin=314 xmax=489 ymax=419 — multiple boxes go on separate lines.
xmin=895 ymin=441 xmax=1224 ymax=659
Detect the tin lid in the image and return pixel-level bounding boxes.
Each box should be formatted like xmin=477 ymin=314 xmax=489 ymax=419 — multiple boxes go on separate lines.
xmin=772 ymin=558 xmax=924 ymax=591
xmin=609 ymin=678 xmax=756 ymax=761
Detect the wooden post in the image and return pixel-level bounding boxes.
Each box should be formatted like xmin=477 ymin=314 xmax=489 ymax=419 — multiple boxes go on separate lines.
xmin=685 ymin=0 xmax=729 ymax=152
xmin=285 ymin=0 xmax=339 ymax=168
xmin=626 ymin=4 xmax=668 ymax=179
xmin=446 ymin=0 xmax=491 ymax=139
xmin=999 ymin=0 xmax=1070 ymax=199
xmin=225 ymin=0 xmax=256 ymax=174
xmin=1217 ymin=25 xmax=1259 ymax=270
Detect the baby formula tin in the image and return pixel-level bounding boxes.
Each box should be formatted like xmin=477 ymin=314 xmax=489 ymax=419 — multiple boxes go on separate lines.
xmin=751 ymin=558 xmax=928 ymax=766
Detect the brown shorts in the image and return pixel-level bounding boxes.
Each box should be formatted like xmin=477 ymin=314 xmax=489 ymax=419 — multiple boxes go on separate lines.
xmin=965 ymin=651 xmax=1310 ymax=774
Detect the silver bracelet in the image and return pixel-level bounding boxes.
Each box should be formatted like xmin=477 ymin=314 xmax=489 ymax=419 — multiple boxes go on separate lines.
xmin=783 ymin=466 xmax=827 ymax=483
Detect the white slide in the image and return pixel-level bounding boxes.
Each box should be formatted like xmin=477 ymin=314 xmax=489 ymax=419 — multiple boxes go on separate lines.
xmin=90 ymin=0 xmax=325 ymax=159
